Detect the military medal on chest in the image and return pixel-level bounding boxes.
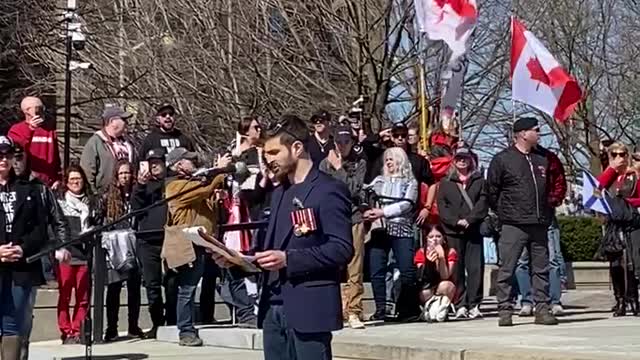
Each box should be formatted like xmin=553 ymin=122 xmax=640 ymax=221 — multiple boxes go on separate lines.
xmin=291 ymin=197 xmax=317 ymax=236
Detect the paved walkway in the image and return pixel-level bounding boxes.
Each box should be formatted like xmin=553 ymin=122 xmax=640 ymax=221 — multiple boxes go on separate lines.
xmin=33 ymin=290 xmax=640 ymax=360
xmin=30 ymin=339 xmax=263 ymax=360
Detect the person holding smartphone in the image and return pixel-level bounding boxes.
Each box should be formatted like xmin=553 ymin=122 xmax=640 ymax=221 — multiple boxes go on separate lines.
xmin=319 ymin=125 xmax=368 ymax=329
xmin=9 ymin=96 xmax=62 ymax=189
xmin=414 ymin=225 xmax=458 ymax=321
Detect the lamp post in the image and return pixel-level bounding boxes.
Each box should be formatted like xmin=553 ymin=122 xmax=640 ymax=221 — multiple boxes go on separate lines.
xmin=63 ymin=14 xmax=72 ymax=170
xmin=63 ymin=0 xmax=88 ymax=169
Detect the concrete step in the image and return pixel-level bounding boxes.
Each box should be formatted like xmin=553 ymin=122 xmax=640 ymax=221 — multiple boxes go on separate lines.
xmin=30 ymin=263 xmax=612 ymax=342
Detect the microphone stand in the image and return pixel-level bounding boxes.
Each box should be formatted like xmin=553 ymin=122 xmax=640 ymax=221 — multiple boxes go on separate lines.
xmin=27 ymin=178 xmax=213 ymax=360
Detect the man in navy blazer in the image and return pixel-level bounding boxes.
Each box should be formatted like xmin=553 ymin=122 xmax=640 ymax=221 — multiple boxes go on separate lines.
xmin=214 ymin=114 xmax=354 ymax=360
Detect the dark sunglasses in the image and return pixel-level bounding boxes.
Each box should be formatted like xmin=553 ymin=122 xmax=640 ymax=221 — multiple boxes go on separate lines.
xmin=611 ymin=151 xmax=628 ymax=158
xmin=158 ymin=112 xmax=174 ymax=118
xmin=392 ymin=133 xmax=407 ymax=139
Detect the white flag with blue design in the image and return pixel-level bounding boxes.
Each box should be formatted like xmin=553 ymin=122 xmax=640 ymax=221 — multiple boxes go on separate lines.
xmin=582 ymin=170 xmax=612 ymax=215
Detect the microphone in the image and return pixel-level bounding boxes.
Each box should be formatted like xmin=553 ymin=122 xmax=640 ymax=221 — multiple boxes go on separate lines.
xmin=191 ymin=162 xmax=249 ymax=178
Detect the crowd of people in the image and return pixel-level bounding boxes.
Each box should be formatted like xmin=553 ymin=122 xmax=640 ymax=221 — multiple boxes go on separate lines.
xmin=0 ymin=94 xmax=639 ymax=360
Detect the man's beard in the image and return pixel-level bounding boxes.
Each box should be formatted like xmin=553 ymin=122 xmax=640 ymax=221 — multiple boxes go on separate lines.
xmin=160 ymin=122 xmax=174 ymax=132
xmin=270 ymin=157 xmax=296 ymax=183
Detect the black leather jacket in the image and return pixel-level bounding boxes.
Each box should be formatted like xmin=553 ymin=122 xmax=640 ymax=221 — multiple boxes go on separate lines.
xmin=0 ymin=174 xmax=68 ymax=286
xmin=28 ymin=175 xmax=69 ymax=247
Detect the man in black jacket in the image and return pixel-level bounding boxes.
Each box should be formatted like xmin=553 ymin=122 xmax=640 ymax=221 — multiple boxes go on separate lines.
xmin=13 ymin=143 xmax=70 ymax=359
xmin=132 ymin=148 xmax=177 ymax=338
xmin=487 ymin=117 xmax=557 ymax=327
xmin=0 ymin=136 xmax=68 ymax=359
xmin=139 ymin=103 xmax=195 ymax=157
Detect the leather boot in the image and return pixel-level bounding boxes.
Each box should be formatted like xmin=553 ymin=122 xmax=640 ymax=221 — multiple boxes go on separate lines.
xmin=629 ymin=297 xmax=640 ymax=316
xmin=2 ymin=336 xmax=23 ymax=360
xmin=394 ymin=284 xmax=421 ymax=322
xmin=613 ymin=297 xmax=627 ymax=317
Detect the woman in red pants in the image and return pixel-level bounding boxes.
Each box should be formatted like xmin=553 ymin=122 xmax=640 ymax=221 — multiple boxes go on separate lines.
xmin=56 ymin=164 xmax=97 ymax=344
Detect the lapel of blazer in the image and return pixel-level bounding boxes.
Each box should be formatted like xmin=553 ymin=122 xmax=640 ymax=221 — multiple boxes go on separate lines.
xmin=275 ymin=168 xmax=320 ymax=250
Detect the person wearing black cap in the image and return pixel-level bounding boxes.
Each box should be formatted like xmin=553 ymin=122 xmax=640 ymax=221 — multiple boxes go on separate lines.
xmin=307 ymin=109 xmax=335 ymax=166
xmin=319 ymin=125 xmax=368 ymax=329
xmin=436 ymin=147 xmax=488 ymax=319
xmin=487 ymin=117 xmax=558 ymax=327
xmin=12 ymin=143 xmax=70 ymax=357
xmin=140 ymin=103 xmax=195 ymax=158
xmin=131 ymin=148 xmax=178 ymax=338
xmin=80 ymin=105 xmax=135 ymax=194
xmin=0 ymin=136 xmax=66 ymax=359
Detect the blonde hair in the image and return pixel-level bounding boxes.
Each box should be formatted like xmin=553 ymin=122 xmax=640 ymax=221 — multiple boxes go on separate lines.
xmin=382 ymin=147 xmax=413 ymax=179
xmin=608 ymin=142 xmax=629 ymax=156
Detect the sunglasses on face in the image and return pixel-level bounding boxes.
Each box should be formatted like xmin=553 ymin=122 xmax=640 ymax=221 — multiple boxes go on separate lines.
xmin=158 ymin=112 xmax=174 ymax=118
xmin=611 ymin=152 xmax=628 ymax=158
xmin=392 ymin=133 xmax=407 ymax=139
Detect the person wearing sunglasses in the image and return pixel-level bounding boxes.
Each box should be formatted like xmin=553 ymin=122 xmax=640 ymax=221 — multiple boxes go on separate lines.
xmin=596 ymin=141 xmax=640 ymax=316
xmin=139 ymin=103 xmax=195 ymax=159
xmin=487 ymin=117 xmax=559 ymax=327
xmin=307 ymin=109 xmax=335 ymax=167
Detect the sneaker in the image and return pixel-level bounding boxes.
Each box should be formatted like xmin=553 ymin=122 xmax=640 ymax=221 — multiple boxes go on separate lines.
xmin=551 ymin=304 xmax=564 ymax=316
xmin=534 ymin=311 xmax=559 ymax=325
xmin=179 ymin=334 xmax=203 ymax=347
xmin=455 ymin=306 xmax=469 ymax=319
xmin=519 ymin=304 xmax=533 ymax=317
xmin=498 ymin=311 xmax=513 ymax=327
xmin=468 ymin=305 xmax=483 ymax=319
xmin=104 ymin=328 xmax=118 ymax=342
xmin=348 ymin=314 xmax=366 ymax=329
xmin=368 ymin=310 xmax=386 ymax=322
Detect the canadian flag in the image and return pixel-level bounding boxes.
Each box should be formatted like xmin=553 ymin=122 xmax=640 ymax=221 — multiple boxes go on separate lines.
xmin=511 ymin=17 xmax=582 ymax=121
xmin=415 ymin=0 xmax=478 ymax=60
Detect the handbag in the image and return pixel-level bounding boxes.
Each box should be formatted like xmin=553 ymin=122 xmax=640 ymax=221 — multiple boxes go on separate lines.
xmin=423 ymin=295 xmax=451 ymax=322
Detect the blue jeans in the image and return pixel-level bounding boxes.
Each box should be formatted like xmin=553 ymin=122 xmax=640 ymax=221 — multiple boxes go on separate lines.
xmin=0 ymin=273 xmax=35 ymax=336
xmin=515 ymin=226 xmax=563 ymax=305
xmin=176 ymin=254 xmax=204 ymax=337
xmin=42 ymin=254 xmax=56 ymax=282
xmin=368 ymin=234 xmax=417 ymax=315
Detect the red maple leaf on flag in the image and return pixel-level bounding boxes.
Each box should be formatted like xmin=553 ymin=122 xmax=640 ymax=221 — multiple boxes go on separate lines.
xmin=526 ymin=57 xmax=550 ymax=88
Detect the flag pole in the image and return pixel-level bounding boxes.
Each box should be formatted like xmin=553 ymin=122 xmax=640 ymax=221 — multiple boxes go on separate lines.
xmin=418 ymin=34 xmax=430 ymax=153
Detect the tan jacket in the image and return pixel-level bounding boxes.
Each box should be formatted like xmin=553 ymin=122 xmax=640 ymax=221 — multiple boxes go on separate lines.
xmin=161 ymin=174 xmax=225 ymax=269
